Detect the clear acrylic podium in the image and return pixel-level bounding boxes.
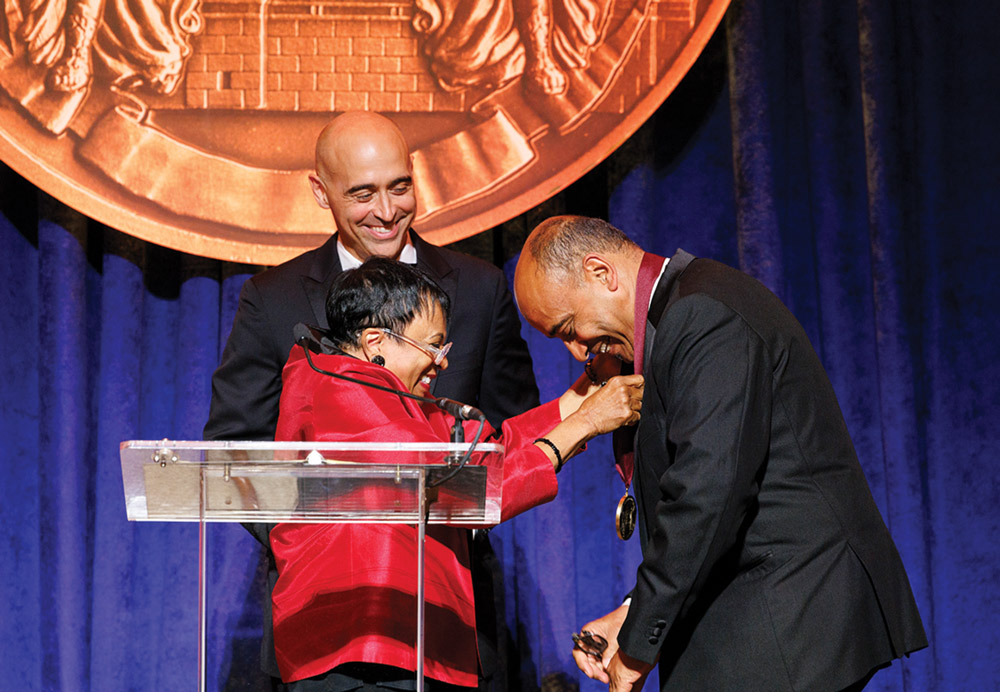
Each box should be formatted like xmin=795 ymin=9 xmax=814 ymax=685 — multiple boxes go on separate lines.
xmin=120 ymin=439 xmax=504 ymax=692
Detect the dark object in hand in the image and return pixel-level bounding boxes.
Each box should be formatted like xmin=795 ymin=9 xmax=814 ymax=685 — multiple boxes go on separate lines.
xmin=572 ymin=630 xmax=608 ymax=660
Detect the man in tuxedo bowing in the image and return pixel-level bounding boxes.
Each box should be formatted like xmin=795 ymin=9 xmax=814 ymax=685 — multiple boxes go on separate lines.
xmin=513 ymin=215 xmax=927 ymax=692
xmin=204 ymin=111 xmax=539 ymax=690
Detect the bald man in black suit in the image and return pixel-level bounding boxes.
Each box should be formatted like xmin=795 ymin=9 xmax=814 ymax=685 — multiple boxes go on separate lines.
xmin=514 ymin=215 xmax=927 ymax=692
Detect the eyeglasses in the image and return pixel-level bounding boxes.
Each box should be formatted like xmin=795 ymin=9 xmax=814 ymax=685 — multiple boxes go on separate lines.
xmin=571 ymin=630 xmax=608 ymax=660
xmin=380 ymin=328 xmax=452 ymax=366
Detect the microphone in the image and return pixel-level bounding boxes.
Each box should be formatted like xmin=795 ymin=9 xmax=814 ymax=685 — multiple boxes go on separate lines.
xmin=434 ymin=399 xmax=484 ymax=465
xmin=434 ymin=398 xmax=486 ymax=422
xmin=293 ymin=322 xmax=336 ymax=354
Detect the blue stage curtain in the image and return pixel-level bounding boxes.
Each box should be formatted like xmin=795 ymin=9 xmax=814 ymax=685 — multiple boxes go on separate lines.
xmin=2 ymin=0 xmax=998 ymax=689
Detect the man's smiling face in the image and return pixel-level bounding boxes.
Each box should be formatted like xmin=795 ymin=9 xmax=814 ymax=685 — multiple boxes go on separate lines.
xmin=309 ymin=113 xmax=416 ymax=262
xmin=514 ymin=257 xmax=637 ymax=364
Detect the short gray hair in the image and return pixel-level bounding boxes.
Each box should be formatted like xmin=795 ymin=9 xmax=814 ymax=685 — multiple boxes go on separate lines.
xmin=525 ymin=216 xmax=638 ymax=277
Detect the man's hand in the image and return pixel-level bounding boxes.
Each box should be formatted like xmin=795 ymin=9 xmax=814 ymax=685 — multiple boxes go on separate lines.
xmin=606 ymin=648 xmax=653 ymax=692
xmin=572 ymin=603 xmax=630 ymax=683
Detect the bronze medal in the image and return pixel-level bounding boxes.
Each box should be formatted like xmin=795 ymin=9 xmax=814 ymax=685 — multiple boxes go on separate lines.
xmin=616 ymin=492 xmax=637 ymax=541
xmin=0 ymin=0 xmax=730 ymax=264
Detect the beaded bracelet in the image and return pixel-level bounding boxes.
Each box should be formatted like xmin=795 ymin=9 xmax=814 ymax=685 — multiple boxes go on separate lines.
xmin=534 ymin=437 xmax=565 ymax=473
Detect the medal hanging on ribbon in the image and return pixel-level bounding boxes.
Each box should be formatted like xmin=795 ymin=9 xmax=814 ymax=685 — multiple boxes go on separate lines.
xmin=616 ymin=490 xmax=637 ymax=540
xmin=612 ymin=252 xmax=665 ymax=541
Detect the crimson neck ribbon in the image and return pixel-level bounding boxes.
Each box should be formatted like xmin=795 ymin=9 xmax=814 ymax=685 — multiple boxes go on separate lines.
xmin=615 ymin=251 xmax=666 ymax=487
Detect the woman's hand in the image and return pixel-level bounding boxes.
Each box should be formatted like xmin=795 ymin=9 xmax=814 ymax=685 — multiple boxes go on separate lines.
xmin=544 ymin=371 xmax=643 ymax=472
xmin=561 ymin=355 xmax=630 ymax=418
xmin=574 ymin=374 xmax=644 ymax=435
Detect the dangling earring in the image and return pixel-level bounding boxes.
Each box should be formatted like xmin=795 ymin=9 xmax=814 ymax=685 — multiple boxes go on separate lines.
xmin=372 ymin=355 xmax=386 ymax=366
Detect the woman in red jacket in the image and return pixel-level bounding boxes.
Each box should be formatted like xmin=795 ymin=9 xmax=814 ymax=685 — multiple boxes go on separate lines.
xmin=271 ymin=257 xmax=643 ymax=691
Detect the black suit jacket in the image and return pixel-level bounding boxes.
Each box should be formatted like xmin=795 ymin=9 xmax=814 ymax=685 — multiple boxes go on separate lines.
xmin=204 ymin=231 xmax=538 ymax=440
xmin=203 ymin=232 xmax=540 ymax=683
xmin=619 ymin=251 xmax=927 ymax=691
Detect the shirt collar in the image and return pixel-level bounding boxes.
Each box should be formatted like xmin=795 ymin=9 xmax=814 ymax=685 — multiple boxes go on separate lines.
xmin=336 ymin=237 xmax=417 ymax=270
xmin=648 ymin=256 xmax=670 ymax=310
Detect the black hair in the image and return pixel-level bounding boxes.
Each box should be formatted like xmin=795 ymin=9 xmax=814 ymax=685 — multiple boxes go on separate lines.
xmin=324 ymin=257 xmax=451 ymax=349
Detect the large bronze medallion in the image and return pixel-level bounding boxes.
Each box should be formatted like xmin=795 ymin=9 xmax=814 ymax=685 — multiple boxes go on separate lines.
xmin=0 ymin=0 xmax=729 ymax=264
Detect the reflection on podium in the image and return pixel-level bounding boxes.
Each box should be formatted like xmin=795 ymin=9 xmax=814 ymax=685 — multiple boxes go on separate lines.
xmin=120 ymin=439 xmax=503 ymax=692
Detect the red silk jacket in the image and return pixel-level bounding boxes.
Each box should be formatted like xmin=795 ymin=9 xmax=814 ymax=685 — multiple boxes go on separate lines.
xmin=271 ymin=349 xmax=560 ymax=685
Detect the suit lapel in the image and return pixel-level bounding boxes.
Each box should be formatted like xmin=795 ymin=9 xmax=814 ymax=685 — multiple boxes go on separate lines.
xmin=412 ymin=231 xmax=456 ymax=289
xmin=411 ymin=232 xmax=458 ymax=399
xmin=643 ymin=249 xmax=696 ymax=368
xmin=301 ymin=234 xmax=343 ymax=329
xmin=634 ymin=249 xmax=696 ymax=545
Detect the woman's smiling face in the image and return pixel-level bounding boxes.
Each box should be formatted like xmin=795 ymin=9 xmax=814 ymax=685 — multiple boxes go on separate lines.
xmin=381 ymin=301 xmax=449 ymax=395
